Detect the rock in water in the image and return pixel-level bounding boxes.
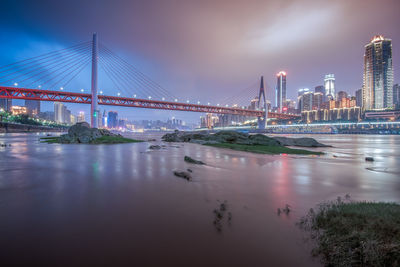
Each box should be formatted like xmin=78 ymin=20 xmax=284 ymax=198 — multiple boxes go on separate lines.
xmin=173 ymin=170 xmax=192 ymax=181
xmin=273 ymin=136 xmax=331 ymax=147
xmin=58 ymin=122 xmax=120 ymax=144
xmin=184 ymin=156 xmax=205 ymax=165
xmin=365 ymin=157 xmax=374 ymax=162
xmin=149 ymin=145 xmax=162 ymax=150
xmin=161 ymin=130 xmax=329 ymax=148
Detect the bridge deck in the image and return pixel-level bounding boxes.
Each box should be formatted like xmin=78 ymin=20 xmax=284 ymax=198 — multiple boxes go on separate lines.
xmin=0 ymin=86 xmax=299 ymax=119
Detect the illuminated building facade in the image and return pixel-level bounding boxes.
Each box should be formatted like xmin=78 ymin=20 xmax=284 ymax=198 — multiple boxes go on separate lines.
xmin=275 ymin=71 xmax=287 ymax=112
xmin=363 ymin=35 xmax=393 ymax=110
xmin=393 ymin=84 xmax=400 ymax=109
xmin=25 ymin=100 xmax=40 ymax=117
xmin=11 ymin=105 xmax=27 ymax=115
xmin=324 ymin=74 xmax=335 ymax=100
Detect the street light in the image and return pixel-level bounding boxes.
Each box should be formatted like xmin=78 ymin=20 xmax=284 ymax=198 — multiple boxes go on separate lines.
xmin=117 ymin=92 xmax=121 ymax=96
xmin=174 ymin=99 xmax=178 ymax=102
xmin=148 ymin=96 xmax=152 ymax=99
xmin=197 ymin=101 xmax=200 ymax=104
xmin=133 ymin=94 xmax=137 ymax=98
xmin=186 ymin=100 xmax=189 ymax=103
xmin=60 ymin=87 xmax=63 ymax=90
xmin=14 ymin=83 xmax=18 ymax=86
xmin=162 ymin=97 xmax=165 ymax=101
xmin=99 ymin=90 xmax=103 ymax=94
xmin=80 ymin=89 xmax=84 ymax=92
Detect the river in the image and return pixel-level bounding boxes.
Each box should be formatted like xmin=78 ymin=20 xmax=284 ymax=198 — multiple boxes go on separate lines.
xmin=0 ymin=133 xmax=399 ymax=266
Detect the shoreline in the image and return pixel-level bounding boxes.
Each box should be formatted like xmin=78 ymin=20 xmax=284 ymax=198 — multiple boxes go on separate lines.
xmin=0 ymin=122 xmax=66 ymax=133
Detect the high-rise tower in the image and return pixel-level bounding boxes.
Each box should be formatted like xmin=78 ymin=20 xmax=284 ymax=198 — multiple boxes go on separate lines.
xmin=363 ymin=35 xmax=393 ymax=110
xmin=275 ymin=71 xmax=287 ymax=112
xmin=324 ymin=74 xmax=335 ymax=100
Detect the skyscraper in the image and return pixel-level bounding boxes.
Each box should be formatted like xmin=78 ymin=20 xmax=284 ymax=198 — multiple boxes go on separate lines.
xmin=0 ymin=99 xmax=12 ymax=112
xmin=324 ymin=74 xmax=335 ymax=100
xmin=337 ymin=91 xmax=348 ymax=101
xmin=355 ymin=89 xmax=363 ymax=107
xmin=314 ymin=85 xmax=324 ymax=94
xmin=275 ymin=71 xmax=287 ymax=112
xmin=107 ymin=111 xmax=118 ymax=128
xmin=363 ymin=35 xmax=393 ymax=110
xmin=25 ymin=100 xmax=40 ymax=117
xmin=393 ymin=84 xmax=400 ymax=109
xmin=54 ymin=102 xmax=65 ymax=123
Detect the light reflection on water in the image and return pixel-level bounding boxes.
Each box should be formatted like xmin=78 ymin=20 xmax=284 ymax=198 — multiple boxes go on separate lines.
xmin=0 ymin=133 xmax=399 ymax=266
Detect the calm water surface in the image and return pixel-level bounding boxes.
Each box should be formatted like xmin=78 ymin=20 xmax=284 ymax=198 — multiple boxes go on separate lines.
xmin=0 ymin=133 xmax=399 ymax=266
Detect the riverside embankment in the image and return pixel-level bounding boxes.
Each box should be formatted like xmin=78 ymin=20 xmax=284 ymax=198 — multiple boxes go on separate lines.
xmin=0 ymin=122 xmax=66 ymax=133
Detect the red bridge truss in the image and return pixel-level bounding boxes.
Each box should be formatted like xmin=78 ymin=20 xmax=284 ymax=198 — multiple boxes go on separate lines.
xmin=0 ymin=87 xmax=300 ymax=120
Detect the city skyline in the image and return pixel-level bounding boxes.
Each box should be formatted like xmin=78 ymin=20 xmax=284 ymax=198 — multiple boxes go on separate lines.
xmin=0 ymin=0 xmax=399 ymax=123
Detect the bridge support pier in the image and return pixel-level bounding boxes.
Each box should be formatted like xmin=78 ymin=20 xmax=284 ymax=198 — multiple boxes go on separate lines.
xmin=91 ymin=33 xmax=99 ymax=128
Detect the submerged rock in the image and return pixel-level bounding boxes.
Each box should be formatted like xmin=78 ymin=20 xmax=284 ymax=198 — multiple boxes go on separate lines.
xmin=184 ymin=155 xmax=205 ymax=165
xmin=365 ymin=157 xmax=374 ymax=162
xmin=173 ymin=170 xmax=192 ymax=181
xmin=273 ymin=136 xmax=331 ymax=147
xmin=162 ymin=130 xmax=329 ymax=148
xmin=149 ymin=145 xmax=162 ymax=150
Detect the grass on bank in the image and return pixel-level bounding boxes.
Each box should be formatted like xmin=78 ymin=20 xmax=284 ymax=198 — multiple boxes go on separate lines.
xmin=205 ymin=142 xmax=323 ymax=155
xmin=298 ymin=197 xmax=400 ymax=266
xmin=40 ymin=136 xmax=143 ymax=144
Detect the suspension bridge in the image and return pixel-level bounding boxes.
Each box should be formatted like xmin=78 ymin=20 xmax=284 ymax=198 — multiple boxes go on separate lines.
xmin=0 ymin=34 xmax=299 ymax=129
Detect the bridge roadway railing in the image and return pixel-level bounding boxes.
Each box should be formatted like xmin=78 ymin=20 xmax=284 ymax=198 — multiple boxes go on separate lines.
xmin=0 ymin=86 xmax=299 ymax=119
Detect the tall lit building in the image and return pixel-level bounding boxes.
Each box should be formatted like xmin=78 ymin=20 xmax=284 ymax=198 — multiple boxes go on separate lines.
xmin=25 ymin=100 xmax=41 ymax=117
xmin=337 ymin=91 xmax=348 ymax=101
xmin=107 ymin=111 xmax=118 ymax=128
xmin=54 ymin=102 xmax=65 ymax=123
xmin=324 ymin=74 xmax=335 ymax=100
xmin=275 ymin=71 xmax=287 ymax=112
xmin=363 ymin=35 xmax=393 ymax=110
xmin=297 ymin=88 xmax=313 ymax=112
xmin=314 ymin=85 xmax=324 ymax=95
xmin=0 ymin=99 xmax=12 ymax=112
xmin=393 ymin=84 xmax=400 ymax=109
xmin=313 ymin=92 xmax=324 ymax=110
xmin=77 ymin=111 xmax=85 ymax=122
xmin=355 ymin=89 xmax=363 ymax=107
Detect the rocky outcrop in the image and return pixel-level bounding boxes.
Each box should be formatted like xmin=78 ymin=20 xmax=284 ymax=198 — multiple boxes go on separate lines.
xmin=58 ymin=122 xmax=122 ymax=144
xmin=184 ymin=156 xmax=205 ymax=165
xmin=272 ymin=136 xmax=331 ymax=147
xmin=162 ymin=130 xmax=329 ymax=148
xmin=173 ymin=170 xmax=192 ymax=181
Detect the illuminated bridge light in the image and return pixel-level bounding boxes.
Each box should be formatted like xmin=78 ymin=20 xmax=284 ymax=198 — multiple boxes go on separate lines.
xmin=14 ymin=83 xmax=18 ymax=86
xmin=99 ymin=90 xmax=103 ymax=94
xmin=186 ymin=100 xmax=189 ymax=103
xmin=217 ymin=103 xmax=220 ymax=106
xmin=117 ymin=92 xmax=121 ymax=96
xmin=175 ymin=99 xmax=178 ymax=102
xmin=59 ymin=87 xmax=63 ymax=90
xmin=134 ymin=94 xmax=137 ymax=98
xmin=162 ymin=97 xmax=165 ymax=101
xmin=207 ymin=102 xmax=210 ymax=105
xmin=148 ymin=96 xmax=152 ymax=99
xmin=38 ymin=85 xmax=42 ymax=89
xmin=197 ymin=101 xmax=200 ymax=104
xmin=80 ymin=89 xmax=84 ymax=92
xmin=225 ymin=104 xmax=229 ymax=107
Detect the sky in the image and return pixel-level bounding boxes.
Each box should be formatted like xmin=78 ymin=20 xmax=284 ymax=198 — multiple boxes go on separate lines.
xmin=0 ymin=0 xmax=399 ymax=123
